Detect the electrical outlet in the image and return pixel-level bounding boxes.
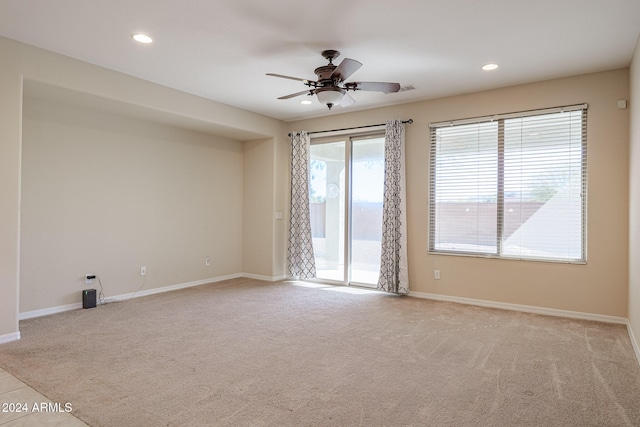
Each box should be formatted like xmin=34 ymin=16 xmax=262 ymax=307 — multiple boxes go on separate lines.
xmin=140 ymin=266 xmax=146 ymax=276
xmin=434 ymin=270 xmax=440 ymax=280
xmin=205 ymin=257 xmax=211 ymax=267
xmin=85 ymin=274 xmax=95 ymax=285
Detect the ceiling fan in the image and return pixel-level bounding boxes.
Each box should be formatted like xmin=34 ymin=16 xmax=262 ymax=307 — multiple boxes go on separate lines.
xmin=267 ymin=49 xmax=401 ymax=110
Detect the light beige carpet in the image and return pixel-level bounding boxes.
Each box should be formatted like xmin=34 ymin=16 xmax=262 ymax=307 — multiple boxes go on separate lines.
xmin=1 ymin=278 xmax=639 ymax=426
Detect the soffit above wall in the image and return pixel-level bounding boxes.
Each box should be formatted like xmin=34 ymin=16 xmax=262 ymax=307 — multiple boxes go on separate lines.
xmin=23 ymin=80 xmax=272 ymax=141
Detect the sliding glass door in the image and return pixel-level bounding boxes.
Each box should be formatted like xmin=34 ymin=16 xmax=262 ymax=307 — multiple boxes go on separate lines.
xmin=351 ymin=138 xmax=385 ymax=284
xmin=309 ymin=134 xmax=385 ymax=287
xmin=309 ymin=140 xmax=346 ymax=282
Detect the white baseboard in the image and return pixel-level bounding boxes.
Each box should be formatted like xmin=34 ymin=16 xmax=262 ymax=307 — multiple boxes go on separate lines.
xmin=409 ymin=291 xmax=628 ymax=325
xmin=242 ymin=273 xmax=287 ymax=282
xmin=19 ymin=302 xmax=83 ymax=321
xmin=18 ymin=273 xmax=289 ymax=321
xmin=19 ymin=274 xmax=244 ymax=320
xmin=628 ymin=322 xmax=640 ymax=366
xmin=0 ymin=332 xmax=21 ymax=344
xmin=103 ymin=273 xmax=245 ymax=303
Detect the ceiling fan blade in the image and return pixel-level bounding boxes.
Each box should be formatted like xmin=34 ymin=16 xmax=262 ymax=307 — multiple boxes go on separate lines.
xmin=266 ymin=73 xmax=311 ymax=84
xmin=277 ymin=90 xmax=312 ymax=100
xmin=340 ymin=93 xmax=355 ymax=107
xmin=331 ymin=58 xmax=362 ymax=83
xmin=349 ymin=82 xmax=401 ymax=93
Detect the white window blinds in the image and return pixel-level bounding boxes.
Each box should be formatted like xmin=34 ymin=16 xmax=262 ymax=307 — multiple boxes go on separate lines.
xmin=429 ymin=104 xmax=587 ymax=263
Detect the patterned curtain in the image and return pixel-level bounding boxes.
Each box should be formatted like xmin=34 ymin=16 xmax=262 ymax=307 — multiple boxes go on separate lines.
xmin=288 ymin=131 xmax=317 ymax=279
xmin=378 ymin=120 xmax=409 ymax=294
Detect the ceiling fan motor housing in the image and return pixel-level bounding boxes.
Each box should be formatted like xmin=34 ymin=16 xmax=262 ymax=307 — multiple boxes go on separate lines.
xmin=314 ymin=65 xmax=337 ymax=83
xmin=315 ymin=50 xmax=342 ymax=84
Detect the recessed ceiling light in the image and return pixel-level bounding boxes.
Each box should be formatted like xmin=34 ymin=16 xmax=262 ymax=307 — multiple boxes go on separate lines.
xmin=482 ymin=63 xmax=499 ymax=71
xmin=300 ymin=100 xmax=312 ymax=105
xmin=132 ymin=33 xmax=153 ymax=44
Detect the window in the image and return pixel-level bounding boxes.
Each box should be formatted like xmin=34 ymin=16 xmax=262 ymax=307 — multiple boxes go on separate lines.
xmin=429 ymin=104 xmax=587 ymax=263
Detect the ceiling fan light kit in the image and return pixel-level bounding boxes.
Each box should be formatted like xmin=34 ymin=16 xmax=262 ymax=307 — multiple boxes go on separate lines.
xmin=267 ymin=49 xmax=401 ymax=110
xmin=315 ymin=87 xmax=346 ymax=109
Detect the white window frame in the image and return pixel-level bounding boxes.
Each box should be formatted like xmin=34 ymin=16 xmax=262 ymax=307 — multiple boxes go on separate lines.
xmin=428 ymin=104 xmax=588 ymax=263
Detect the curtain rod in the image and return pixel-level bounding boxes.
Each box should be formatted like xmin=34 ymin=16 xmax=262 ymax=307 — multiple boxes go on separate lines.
xmin=288 ymin=119 xmax=413 ymax=137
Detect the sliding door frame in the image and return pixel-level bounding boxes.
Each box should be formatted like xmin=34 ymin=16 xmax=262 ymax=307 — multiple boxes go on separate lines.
xmin=309 ymin=129 xmax=385 ymax=288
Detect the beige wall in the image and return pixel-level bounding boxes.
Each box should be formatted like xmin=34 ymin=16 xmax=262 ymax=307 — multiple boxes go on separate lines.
xmin=20 ymin=95 xmax=244 ymax=312
xmin=0 ymin=38 xmax=22 ymax=338
xmin=272 ymin=133 xmax=289 ymax=278
xmin=287 ymin=69 xmax=630 ymax=317
xmin=243 ymin=138 xmax=275 ymax=278
xmin=629 ymin=37 xmax=640 ymax=350
xmin=241 ymin=135 xmax=290 ymax=279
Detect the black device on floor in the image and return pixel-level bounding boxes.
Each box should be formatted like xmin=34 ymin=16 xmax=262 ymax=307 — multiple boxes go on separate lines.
xmin=82 ymin=289 xmax=97 ymax=309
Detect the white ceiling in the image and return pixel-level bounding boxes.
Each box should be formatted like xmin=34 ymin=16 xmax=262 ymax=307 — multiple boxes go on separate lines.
xmin=1 ymin=0 xmax=640 ymax=122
